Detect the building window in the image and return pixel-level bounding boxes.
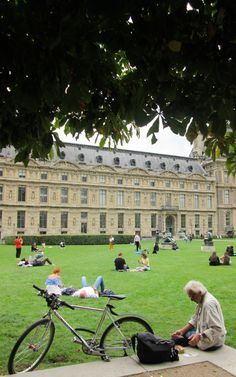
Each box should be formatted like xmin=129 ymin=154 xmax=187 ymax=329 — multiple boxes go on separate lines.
xmin=19 ymin=169 xmax=26 ymax=178
xmin=165 ymin=180 xmax=171 ymax=188
xmin=17 ymin=211 xmax=25 ymax=228
xmin=188 ymin=165 xmax=193 ymax=172
xmin=207 ymin=195 xmax=212 ymax=209
xmin=193 ymin=182 xmax=198 ymax=190
xmin=60 ymin=151 xmax=66 ymax=159
xmin=150 ymin=192 xmax=156 ymax=206
xmin=194 ymin=194 xmax=199 ymax=209
xmin=0 ymin=210 xmax=2 ymax=226
xmin=179 ymin=181 xmax=185 ymax=189
xmin=160 ymin=162 xmax=166 ymax=170
xmin=18 ymin=186 xmax=26 ymax=202
xmin=100 ymin=175 xmax=106 ymax=184
xmin=224 ymin=190 xmax=229 ymax=204
xmin=0 ymin=169 xmax=3 ymax=176
xmin=130 ymin=159 xmax=136 ymax=166
xmin=225 ymin=211 xmax=231 ymax=227
xmin=114 ymin=157 xmax=120 ymax=166
xmin=81 ymin=212 xmax=88 ymax=220
xmin=99 ymin=189 xmax=107 ymax=206
xmin=81 ymin=175 xmax=87 ymax=182
xmin=118 ymin=213 xmax=124 ymax=228
xmin=81 ymin=189 xmax=88 ymax=204
xmin=61 ymin=188 xmax=68 ymax=203
xmin=151 ymin=214 xmax=156 ymax=228
xmin=61 ymin=212 xmax=68 ymax=228
xmin=145 ymin=160 xmax=151 ymax=169
xmin=134 ymin=191 xmax=141 ymax=206
xmin=78 ymin=153 xmax=85 ymax=162
xmin=207 ymin=183 xmax=211 ymax=190
xmin=135 ymin=213 xmax=141 ymax=228
xmin=174 ymin=163 xmax=180 ymax=172
xmin=224 ymin=171 xmax=229 ymax=183
xmin=62 ymin=173 xmax=68 ymax=181
xmin=0 ymin=186 xmax=3 ymax=201
xmin=117 ymin=191 xmax=124 ymax=206
xmin=134 ymin=178 xmax=140 ymax=186
xmin=165 ymin=193 xmax=171 ymax=207
xmin=100 ymin=213 xmax=106 ymax=228
xmin=41 ymin=171 xmax=48 ymax=179
xmin=81 ymin=223 xmax=87 ymax=233
xmin=181 ymin=214 xmax=186 ymax=228
xmin=40 ymin=187 xmax=48 ymax=203
xmin=179 ymin=194 xmax=185 ymax=209
xmin=96 ymin=155 xmax=103 ymax=163
xmin=117 ymin=177 xmax=123 ymax=185
xmin=150 ymin=180 xmax=155 ymax=187
xmin=39 ymin=211 xmax=47 ymax=228
xmin=195 ymin=214 xmax=200 ymax=228
xmin=208 ymin=215 xmax=213 ymax=229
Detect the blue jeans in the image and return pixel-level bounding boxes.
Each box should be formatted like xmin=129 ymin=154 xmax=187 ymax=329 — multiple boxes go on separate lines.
xmin=81 ymin=276 xmax=104 ymax=292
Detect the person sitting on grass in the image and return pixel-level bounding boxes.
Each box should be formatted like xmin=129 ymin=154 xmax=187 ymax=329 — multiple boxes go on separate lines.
xmin=209 ymin=251 xmax=220 ymax=266
xmin=172 ymin=280 xmax=226 ymax=350
xmin=114 ymin=252 xmax=129 ymax=271
xmin=220 ymin=251 xmax=231 ymax=265
xmin=45 ymin=267 xmax=64 ymax=295
xmin=31 ymin=242 xmax=41 ymax=252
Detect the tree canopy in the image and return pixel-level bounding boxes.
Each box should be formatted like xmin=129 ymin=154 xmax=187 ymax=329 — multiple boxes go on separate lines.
xmin=1 ymin=0 xmax=236 ymax=171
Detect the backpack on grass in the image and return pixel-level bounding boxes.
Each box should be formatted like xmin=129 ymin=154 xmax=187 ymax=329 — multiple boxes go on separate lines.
xmin=131 ymin=332 xmax=179 ymax=364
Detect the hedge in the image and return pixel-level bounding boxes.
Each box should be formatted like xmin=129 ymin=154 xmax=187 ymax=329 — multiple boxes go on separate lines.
xmin=5 ymin=234 xmax=134 ymax=246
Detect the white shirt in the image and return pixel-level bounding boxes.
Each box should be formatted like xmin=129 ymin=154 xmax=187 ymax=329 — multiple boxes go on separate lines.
xmin=72 ymin=286 xmax=99 ymax=298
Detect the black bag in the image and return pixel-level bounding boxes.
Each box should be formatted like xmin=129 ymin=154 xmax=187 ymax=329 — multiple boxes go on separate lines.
xmin=131 ymin=332 xmax=179 ymax=364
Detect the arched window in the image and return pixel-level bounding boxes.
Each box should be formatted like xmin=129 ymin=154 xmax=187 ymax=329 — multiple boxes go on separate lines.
xmin=160 ymin=162 xmax=166 ymax=170
xmin=145 ymin=160 xmax=151 ymax=168
xmin=60 ymin=151 xmax=66 ymax=160
xmin=114 ymin=157 xmax=120 ymax=165
xmin=174 ymin=163 xmax=180 ymax=171
xmin=78 ymin=153 xmax=84 ymax=162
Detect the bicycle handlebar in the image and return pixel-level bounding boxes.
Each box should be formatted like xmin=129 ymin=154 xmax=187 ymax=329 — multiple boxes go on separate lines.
xmin=33 ymin=285 xmax=74 ymax=310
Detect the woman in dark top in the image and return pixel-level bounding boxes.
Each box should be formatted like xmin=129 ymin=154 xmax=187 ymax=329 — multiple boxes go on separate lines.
xmin=209 ymin=251 xmax=220 ymax=266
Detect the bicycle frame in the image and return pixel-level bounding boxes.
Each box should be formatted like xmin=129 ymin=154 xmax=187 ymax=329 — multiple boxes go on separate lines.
xmin=43 ymin=297 xmax=128 ymax=357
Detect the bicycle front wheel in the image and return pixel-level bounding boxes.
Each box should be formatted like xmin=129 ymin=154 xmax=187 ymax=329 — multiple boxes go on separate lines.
xmin=100 ymin=316 xmax=153 ymax=359
xmin=8 ymin=318 xmax=55 ymax=374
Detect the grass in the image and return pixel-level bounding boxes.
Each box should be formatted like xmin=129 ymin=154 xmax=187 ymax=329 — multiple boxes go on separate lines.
xmin=1 ymin=239 xmax=236 ymax=375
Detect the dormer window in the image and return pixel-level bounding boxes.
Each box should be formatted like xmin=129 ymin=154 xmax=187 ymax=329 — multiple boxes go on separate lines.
xmin=78 ymin=153 xmax=85 ymax=162
xmin=114 ymin=157 xmax=120 ymax=166
xmin=60 ymin=151 xmax=66 ymax=159
xmin=96 ymin=155 xmax=103 ymax=163
xmin=130 ymin=159 xmax=136 ymax=166
xmin=145 ymin=160 xmax=151 ymax=169
xmin=188 ymin=165 xmax=193 ymax=172
xmin=160 ymin=162 xmax=166 ymax=170
xmin=174 ymin=163 xmax=180 ymax=171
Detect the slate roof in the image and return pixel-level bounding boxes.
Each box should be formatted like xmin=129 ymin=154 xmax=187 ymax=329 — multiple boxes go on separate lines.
xmin=0 ymin=143 xmax=207 ymax=176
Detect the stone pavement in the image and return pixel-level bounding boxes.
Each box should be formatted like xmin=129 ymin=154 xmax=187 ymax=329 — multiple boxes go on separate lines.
xmin=8 ymin=345 xmax=236 ymax=377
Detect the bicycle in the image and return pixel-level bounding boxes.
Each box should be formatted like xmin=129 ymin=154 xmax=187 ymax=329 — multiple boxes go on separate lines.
xmin=8 ymin=285 xmax=153 ymax=374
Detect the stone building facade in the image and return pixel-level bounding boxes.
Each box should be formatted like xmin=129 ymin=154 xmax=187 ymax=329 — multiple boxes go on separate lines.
xmin=0 ymin=142 xmax=235 ymax=239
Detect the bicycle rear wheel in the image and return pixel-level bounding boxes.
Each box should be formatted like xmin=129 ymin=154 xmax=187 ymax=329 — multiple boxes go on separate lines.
xmin=8 ymin=318 xmax=55 ymax=374
xmin=100 ymin=315 xmax=153 ymax=359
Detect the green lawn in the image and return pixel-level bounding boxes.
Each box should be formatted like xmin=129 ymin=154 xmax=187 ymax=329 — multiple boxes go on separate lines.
xmin=1 ymin=239 xmax=236 ymax=375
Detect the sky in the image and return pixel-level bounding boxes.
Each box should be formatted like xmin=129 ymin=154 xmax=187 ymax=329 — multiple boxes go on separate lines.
xmin=58 ymin=124 xmax=193 ymax=157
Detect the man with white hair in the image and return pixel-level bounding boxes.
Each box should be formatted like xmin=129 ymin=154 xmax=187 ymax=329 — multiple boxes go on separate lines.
xmin=172 ymin=280 xmax=226 ymax=350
